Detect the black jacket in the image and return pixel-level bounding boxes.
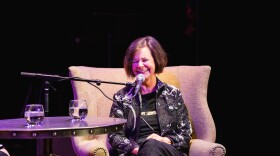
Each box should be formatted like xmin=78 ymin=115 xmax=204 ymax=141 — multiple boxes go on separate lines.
xmin=108 ymin=78 xmax=192 ymax=155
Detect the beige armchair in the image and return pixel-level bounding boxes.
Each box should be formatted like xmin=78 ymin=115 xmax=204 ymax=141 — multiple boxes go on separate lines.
xmin=68 ymin=65 xmax=226 ymax=156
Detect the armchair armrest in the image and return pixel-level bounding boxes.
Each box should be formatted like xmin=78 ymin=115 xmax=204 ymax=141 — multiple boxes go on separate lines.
xmin=189 ymin=139 xmax=226 ymax=156
xmin=71 ymin=135 xmax=109 ymax=156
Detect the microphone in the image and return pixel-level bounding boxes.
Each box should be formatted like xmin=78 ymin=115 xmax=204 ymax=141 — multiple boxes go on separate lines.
xmin=134 ymin=74 xmax=145 ymax=95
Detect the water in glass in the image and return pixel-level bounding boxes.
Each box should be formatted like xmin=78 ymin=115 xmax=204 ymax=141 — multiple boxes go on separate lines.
xmin=69 ymin=99 xmax=88 ymax=120
xmin=24 ymin=104 xmax=44 ymax=126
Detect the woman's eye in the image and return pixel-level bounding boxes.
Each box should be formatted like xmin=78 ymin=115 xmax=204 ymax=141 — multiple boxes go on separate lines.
xmin=132 ymin=59 xmax=149 ymax=63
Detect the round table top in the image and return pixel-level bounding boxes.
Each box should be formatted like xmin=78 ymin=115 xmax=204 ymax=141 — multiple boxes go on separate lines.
xmin=0 ymin=116 xmax=126 ymax=139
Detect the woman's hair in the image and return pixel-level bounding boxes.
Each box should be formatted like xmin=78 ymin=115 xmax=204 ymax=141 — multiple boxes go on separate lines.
xmin=123 ymin=36 xmax=168 ymax=78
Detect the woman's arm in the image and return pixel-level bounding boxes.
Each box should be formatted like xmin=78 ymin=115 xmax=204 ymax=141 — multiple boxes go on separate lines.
xmin=108 ymin=93 xmax=138 ymax=155
xmin=164 ymin=89 xmax=192 ymax=151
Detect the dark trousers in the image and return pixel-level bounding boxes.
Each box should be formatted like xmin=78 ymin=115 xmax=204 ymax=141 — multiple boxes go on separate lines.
xmin=110 ymin=139 xmax=186 ymax=156
xmin=138 ymin=139 xmax=185 ymax=156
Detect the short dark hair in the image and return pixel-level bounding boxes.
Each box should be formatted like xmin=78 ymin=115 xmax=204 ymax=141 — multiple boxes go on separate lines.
xmin=123 ymin=36 xmax=168 ymax=78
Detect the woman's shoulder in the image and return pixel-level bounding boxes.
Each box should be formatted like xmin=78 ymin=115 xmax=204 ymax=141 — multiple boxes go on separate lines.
xmin=115 ymin=85 xmax=133 ymax=95
xmin=164 ymin=83 xmax=181 ymax=92
xmin=157 ymin=79 xmax=179 ymax=90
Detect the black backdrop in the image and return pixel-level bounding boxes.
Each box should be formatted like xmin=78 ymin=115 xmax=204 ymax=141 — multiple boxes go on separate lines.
xmin=0 ymin=1 xmax=255 ymax=155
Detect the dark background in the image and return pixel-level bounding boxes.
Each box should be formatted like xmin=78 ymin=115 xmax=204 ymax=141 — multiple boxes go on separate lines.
xmin=1 ymin=1 xmax=269 ymax=155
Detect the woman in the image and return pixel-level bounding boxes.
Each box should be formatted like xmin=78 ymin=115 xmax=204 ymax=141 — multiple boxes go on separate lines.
xmin=108 ymin=36 xmax=192 ymax=156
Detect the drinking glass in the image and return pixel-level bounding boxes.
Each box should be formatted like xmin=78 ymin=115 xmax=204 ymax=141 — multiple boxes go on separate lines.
xmin=69 ymin=99 xmax=88 ymax=120
xmin=24 ymin=104 xmax=45 ymax=126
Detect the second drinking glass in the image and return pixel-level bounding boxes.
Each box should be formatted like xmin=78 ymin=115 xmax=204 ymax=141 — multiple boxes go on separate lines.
xmin=69 ymin=99 xmax=88 ymax=121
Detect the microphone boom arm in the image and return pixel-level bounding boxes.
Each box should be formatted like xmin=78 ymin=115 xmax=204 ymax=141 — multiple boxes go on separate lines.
xmin=20 ymin=72 xmax=133 ymax=87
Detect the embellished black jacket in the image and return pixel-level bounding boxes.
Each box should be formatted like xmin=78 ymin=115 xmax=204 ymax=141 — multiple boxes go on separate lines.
xmin=108 ymin=78 xmax=192 ymax=155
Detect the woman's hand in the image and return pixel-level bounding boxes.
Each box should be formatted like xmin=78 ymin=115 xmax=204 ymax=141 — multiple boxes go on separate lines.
xmin=146 ymin=133 xmax=171 ymax=144
xmin=131 ymin=147 xmax=139 ymax=155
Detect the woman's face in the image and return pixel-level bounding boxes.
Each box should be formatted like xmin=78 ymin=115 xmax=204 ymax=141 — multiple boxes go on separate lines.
xmin=131 ymin=47 xmax=155 ymax=80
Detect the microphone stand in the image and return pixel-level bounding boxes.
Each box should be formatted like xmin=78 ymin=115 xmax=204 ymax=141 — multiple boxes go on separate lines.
xmin=21 ymin=72 xmax=133 ymax=156
xmin=21 ymin=72 xmax=133 ymax=116
xmin=43 ymin=80 xmax=51 ymax=156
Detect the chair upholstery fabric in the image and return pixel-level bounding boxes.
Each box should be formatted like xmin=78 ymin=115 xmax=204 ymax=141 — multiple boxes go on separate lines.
xmin=68 ymin=65 xmax=226 ymax=156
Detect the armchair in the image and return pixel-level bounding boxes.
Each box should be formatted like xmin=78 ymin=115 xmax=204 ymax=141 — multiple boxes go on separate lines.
xmin=68 ymin=65 xmax=226 ymax=156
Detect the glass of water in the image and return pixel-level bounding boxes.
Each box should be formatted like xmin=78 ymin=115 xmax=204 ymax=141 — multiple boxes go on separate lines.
xmin=24 ymin=104 xmax=45 ymax=126
xmin=69 ymin=99 xmax=88 ymax=121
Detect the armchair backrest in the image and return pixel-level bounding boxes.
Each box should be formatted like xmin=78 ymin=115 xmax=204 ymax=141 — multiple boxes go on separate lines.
xmin=68 ymin=65 xmax=216 ymax=142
